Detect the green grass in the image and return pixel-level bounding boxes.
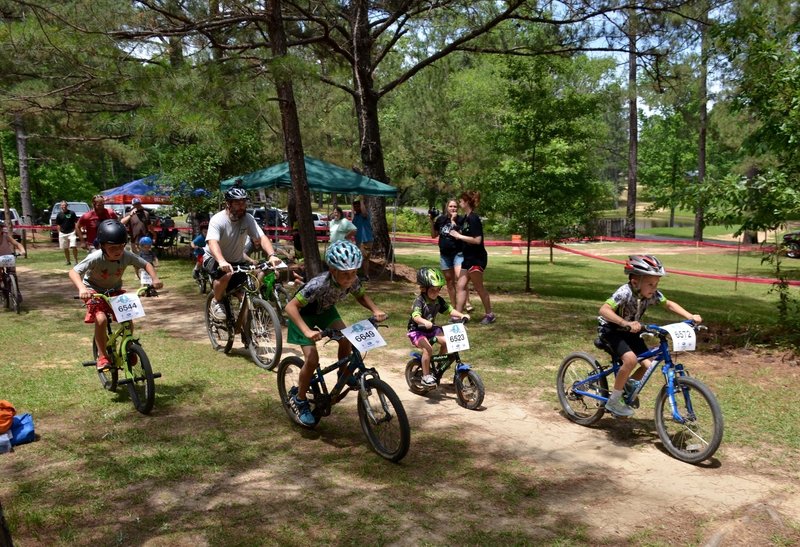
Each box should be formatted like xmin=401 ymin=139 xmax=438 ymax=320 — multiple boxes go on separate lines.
xmin=1 ymin=241 xmax=799 ymax=544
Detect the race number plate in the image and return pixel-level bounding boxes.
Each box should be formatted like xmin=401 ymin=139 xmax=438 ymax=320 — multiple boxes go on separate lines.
xmin=109 ymin=293 xmax=146 ymax=322
xmin=140 ymin=270 xmax=153 ymax=286
xmin=342 ymin=320 xmax=387 ymax=352
xmin=662 ymin=322 xmax=696 ymax=352
xmin=0 ymin=255 xmax=15 ymax=268
xmin=442 ymin=323 xmax=470 ymax=352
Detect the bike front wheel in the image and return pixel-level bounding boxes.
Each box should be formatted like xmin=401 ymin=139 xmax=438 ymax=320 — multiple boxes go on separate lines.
xmin=205 ymin=292 xmax=234 ymax=353
xmin=247 ymin=298 xmax=282 ymax=370
xmin=7 ymin=275 xmax=20 ymax=314
xmin=455 ymin=369 xmax=485 ymax=410
xmin=276 ymin=356 xmax=320 ymax=428
xmin=654 ymin=376 xmax=723 ymax=464
xmin=93 ymin=336 xmax=118 ymax=391
xmin=126 ymin=342 xmax=155 ymax=415
xmin=357 ymin=378 xmax=411 ymax=462
xmin=556 ymin=352 xmax=609 ymax=426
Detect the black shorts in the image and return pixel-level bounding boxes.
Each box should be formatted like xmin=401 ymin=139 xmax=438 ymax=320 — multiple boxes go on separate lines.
xmin=462 ymin=254 xmax=487 ymax=272
xmin=203 ymin=257 xmax=248 ymax=285
xmin=601 ymin=328 xmax=648 ymax=359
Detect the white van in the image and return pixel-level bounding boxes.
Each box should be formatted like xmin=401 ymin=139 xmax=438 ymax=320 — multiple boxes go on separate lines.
xmin=1 ymin=208 xmax=21 ymax=239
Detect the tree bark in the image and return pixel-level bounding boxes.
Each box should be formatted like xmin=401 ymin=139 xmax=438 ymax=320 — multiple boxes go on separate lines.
xmin=267 ymin=0 xmax=322 ymax=276
xmin=14 ymin=114 xmax=33 ymax=225
xmin=694 ymin=2 xmax=708 ymax=242
xmin=625 ymin=8 xmax=638 ymax=240
xmin=350 ymin=0 xmax=393 ymax=260
xmin=1 ymin=138 xmax=13 ymax=228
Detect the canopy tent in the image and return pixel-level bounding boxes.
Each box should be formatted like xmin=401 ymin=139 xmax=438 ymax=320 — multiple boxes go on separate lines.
xmin=102 ymin=175 xmax=172 ymax=205
xmin=220 ymin=156 xmax=398 ymax=197
xmin=221 ymin=156 xmax=401 ymax=280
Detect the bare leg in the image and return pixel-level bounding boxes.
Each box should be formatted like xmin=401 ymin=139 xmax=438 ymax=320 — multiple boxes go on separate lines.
xmin=443 ymin=268 xmax=456 ymax=305
xmin=468 ymin=269 xmax=492 ymax=315
xmin=298 ymin=344 xmax=320 ymax=400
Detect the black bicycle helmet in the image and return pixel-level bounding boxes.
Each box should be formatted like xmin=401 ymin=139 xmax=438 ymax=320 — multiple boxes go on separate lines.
xmin=416 ymin=266 xmax=446 ymax=289
xmin=624 ymin=255 xmax=666 ymax=277
xmin=224 ymin=182 xmax=248 ymax=201
xmin=96 ymin=219 xmax=128 ymax=244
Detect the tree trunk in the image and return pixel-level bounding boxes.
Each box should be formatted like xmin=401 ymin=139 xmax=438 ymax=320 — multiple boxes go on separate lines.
xmin=1 ymin=138 xmax=13 ymax=228
xmin=625 ymin=9 xmax=638 ymax=240
xmin=694 ymin=3 xmax=708 ymax=242
xmin=350 ymin=0 xmax=392 ymax=261
xmin=267 ymin=0 xmax=322 ymax=276
xmin=14 ymin=114 xmax=33 ymax=225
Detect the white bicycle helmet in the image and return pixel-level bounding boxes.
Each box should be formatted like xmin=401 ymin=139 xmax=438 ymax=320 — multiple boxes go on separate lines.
xmin=224 ymin=184 xmax=248 ymax=201
xmin=624 ymin=255 xmax=666 ymax=277
xmin=326 ymin=240 xmax=363 ymax=270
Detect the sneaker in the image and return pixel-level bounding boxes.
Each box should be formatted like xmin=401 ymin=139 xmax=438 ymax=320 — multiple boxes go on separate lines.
xmin=209 ymin=299 xmax=226 ymax=321
xmin=479 ymin=313 xmax=496 ymax=325
xmin=623 ymin=379 xmax=641 ymax=398
xmin=96 ymin=355 xmax=112 ymax=371
xmin=65 ymin=260 xmax=71 ymax=265
xmin=605 ymin=397 xmax=634 ymax=417
xmin=421 ymin=374 xmax=437 ymax=387
xmin=290 ymin=395 xmax=316 ymax=426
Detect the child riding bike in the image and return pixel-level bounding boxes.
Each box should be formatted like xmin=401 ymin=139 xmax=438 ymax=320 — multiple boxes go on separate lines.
xmin=284 ymin=240 xmax=387 ymax=426
xmin=407 ymin=267 xmax=470 ymax=387
xmin=190 ymin=222 xmax=208 ymax=280
xmin=68 ymin=220 xmax=163 ymax=371
xmin=598 ymin=254 xmax=702 ymax=417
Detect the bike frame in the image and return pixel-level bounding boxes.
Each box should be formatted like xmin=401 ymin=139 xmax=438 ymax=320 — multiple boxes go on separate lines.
xmin=572 ymin=324 xmax=694 ymax=424
xmin=220 ymin=268 xmax=263 ymax=334
xmin=91 ymin=293 xmax=141 ymax=379
xmin=408 ymin=350 xmax=472 ymax=382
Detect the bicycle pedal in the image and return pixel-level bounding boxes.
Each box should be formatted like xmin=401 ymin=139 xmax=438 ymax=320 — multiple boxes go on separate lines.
xmin=152 ymin=372 xmax=162 ymax=379
xmin=81 ymin=360 xmax=97 ymax=367
xmin=118 ymin=378 xmax=132 ymax=386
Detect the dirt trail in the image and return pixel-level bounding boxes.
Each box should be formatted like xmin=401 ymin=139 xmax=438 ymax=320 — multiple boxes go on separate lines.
xmin=15 ymin=264 xmax=800 ymax=544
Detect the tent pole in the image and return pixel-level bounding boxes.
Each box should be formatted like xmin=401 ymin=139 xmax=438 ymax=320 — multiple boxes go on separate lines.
xmin=390 ymin=197 xmax=398 ymax=282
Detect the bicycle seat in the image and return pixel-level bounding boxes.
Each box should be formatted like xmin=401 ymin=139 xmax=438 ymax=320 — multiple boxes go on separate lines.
xmin=594 ymin=337 xmax=617 ymax=358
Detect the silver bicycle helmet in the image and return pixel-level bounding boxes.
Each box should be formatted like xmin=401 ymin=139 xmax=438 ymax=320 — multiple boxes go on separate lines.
xmin=624 ymin=254 xmax=666 ymax=277
xmin=224 ymin=184 xmax=248 ymax=201
xmin=326 ymin=240 xmax=363 ymax=271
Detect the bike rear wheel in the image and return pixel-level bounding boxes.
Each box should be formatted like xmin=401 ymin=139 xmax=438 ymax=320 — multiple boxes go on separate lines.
xmin=654 ymin=376 xmax=723 ymax=464
xmin=205 ymin=292 xmax=234 ymax=353
xmin=196 ymin=273 xmax=208 ymax=294
xmin=404 ymin=359 xmax=435 ymax=395
xmin=455 ymin=369 xmax=485 ymax=410
xmin=556 ymin=352 xmax=609 ymax=426
xmin=126 ymin=342 xmax=155 ymax=415
xmin=273 ymin=284 xmax=291 ymax=326
xmin=276 ymin=356 xmax=321 ymax=428
xmin=247 ymin=298 xmax=282 ymax=370
xmin=357 ymin=378 xmax=411 ymax=462
xmin=93 ymin=336 xmax=118 ymax=391
xmin=7 ymin=275 xmax=20 ymax=314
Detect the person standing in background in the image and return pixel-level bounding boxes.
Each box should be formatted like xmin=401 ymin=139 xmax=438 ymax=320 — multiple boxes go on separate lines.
xmin=55 ymin=201 xmax=79 ymax=265
xmin=77 ymin=195 xmax=118 ymax=250
xmin=328 ymin=206 xmax=357 ymax=243
xmin=351 ymin=199 xmax=373 ymax=281
xmin=121 ymin=198 xmax=152 ymax=253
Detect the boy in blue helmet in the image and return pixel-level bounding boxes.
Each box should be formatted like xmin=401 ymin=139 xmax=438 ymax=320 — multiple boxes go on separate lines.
xmin=136 ymin=235 xmax=158 ymax=285
xmin=284 ymin=240 xmax=387 ymax=425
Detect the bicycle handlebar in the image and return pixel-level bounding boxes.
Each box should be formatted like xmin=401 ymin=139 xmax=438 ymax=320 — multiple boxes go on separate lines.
xmin=74 ymin=285 xmax=159 ymax=301
xmin=319 ymin=316 xmax=387 ymax=342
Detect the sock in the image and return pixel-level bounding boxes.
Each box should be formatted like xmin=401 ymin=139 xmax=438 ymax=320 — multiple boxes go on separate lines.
xmin=608 ymin=389 xmax=623 ymax=403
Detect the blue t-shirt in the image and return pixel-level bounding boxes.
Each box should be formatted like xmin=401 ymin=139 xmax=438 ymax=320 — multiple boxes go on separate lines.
xmin=352 ymin=213 xmax=373 ymax=244
xmin=192 ymin=234 xmax=206 ymax=257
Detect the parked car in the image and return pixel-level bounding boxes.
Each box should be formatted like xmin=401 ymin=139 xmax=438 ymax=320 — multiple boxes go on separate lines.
xmin=311 ymin=212 xmax=329 ymax=235
xmin=1 ymin=208 xmax=22 ymax=240
xmin=49 ymin=201 xmax=91 ymax=241
xmin=250 ymin=207 xmax=288 ymax=229
xmin=784 ymin=231 xmax=800 ymax=259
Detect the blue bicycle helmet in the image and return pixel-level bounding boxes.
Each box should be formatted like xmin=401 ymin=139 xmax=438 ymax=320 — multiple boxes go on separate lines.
xmin=139 ymin=236 xmax=153 ymax=246
xmin=326 ymin=240 xmax=363 ymax=270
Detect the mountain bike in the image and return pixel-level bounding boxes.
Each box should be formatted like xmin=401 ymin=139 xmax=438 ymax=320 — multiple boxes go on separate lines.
xmin=79 ymin=286 xmax=162 ymax=414
xmin=405 ymin=318 xmax=485 ymax=410
xmin=556 ymin=320 xmax=723 ymax=464
xmin=276 ymin=317 xmax=411 ymax=462
xmin=0 ymin=254 xmax=22 ymax=314
xmin=204 ymin=261 xmax=282 ymax=370
xmin=258 ymin=264 xmax=293 ymax=326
